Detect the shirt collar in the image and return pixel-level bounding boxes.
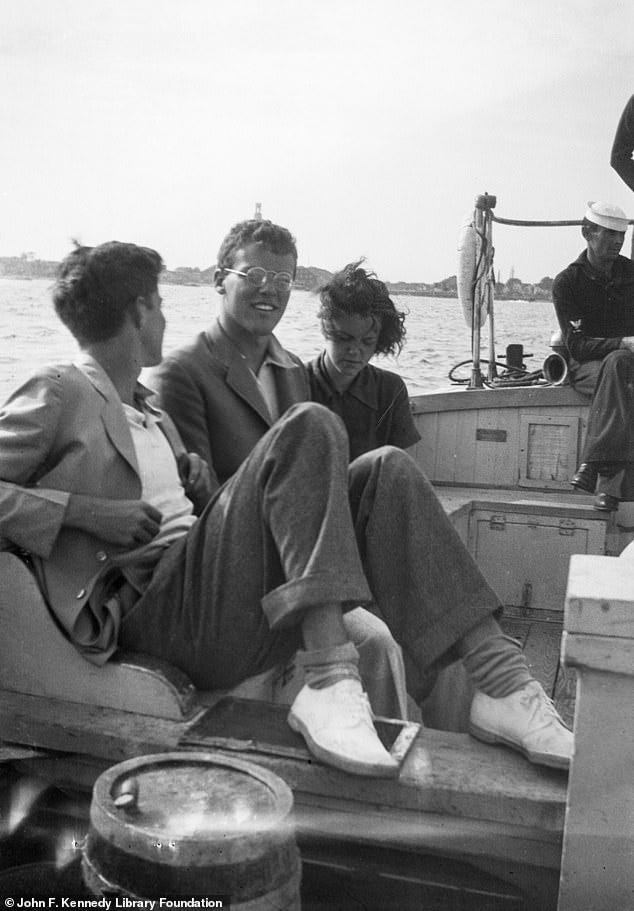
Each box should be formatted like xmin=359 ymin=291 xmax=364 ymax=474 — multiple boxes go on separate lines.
xmin=314 ymin=352 xmax=378 ymax=409
xmin=260 ymin=333 xmax=298 ymax=370
xmin=214 ymin=318 xmax=297 ymax=370
xmin=74 ymin=352 xmax=162 ymax=417
xmin=573 ymin=249 xmax=630 ymax=283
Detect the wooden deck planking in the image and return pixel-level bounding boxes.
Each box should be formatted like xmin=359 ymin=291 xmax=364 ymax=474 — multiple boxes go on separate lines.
xmin=410 ymin=408 xmax=438 ymax=477
xmin=472 ymin=408 xmax=521 ymax=488
xmin=411 ymin=386 xmax=591 ymax=492
xmin=432 ymin=410 xmax=465 ymax=483
xmin=452 ymin=408 xmax=481 ymax=484
xmin=0 ymin=690 xmax=567 ymax=847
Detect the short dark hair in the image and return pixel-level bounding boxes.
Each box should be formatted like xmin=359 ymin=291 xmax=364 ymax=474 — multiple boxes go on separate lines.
xmin=216 ymin=219 xmax=298 ymax=272
xmin=53 ymin=241 xmax=163 ymax=345
xmin=317 ymin=260 xmax=407 ymax=356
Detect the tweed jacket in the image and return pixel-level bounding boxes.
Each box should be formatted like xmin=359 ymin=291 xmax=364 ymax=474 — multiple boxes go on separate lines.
xmin=149 ymin=318 xmax=310 ymax=488
xmin=0 ymin=356 xmax=186 ymax=660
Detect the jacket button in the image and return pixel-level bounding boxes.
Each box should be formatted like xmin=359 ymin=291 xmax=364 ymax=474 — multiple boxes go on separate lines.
xmin=96 ymin=551 xmax=108 ymax=562
xmin=76 ymin=588 xmax=86 ymax=599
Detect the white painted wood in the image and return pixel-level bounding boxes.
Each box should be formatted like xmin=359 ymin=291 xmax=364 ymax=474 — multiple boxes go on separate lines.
xmin=562 ymin=633 xmax=634 ymax=675
xmin=0 ymin=551 xmax=276 ymax=719
xmin=0 ymin=552 xmax=199 ymax=718
xmin=559 ymin=555 xmax=634 ymax=911
xmin=565 ymin=554 xmax=634 ymax=640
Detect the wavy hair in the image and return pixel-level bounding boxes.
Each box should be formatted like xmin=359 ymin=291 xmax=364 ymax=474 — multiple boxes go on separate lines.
xmin=317 ymin=260 xmax=407 ymax=356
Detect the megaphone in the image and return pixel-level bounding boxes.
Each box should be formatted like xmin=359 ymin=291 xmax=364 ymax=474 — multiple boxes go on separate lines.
xmin=542 ymin=352 xmax=569 ymax=385
xmin=542 ymin=329 xmax=569 ymax=385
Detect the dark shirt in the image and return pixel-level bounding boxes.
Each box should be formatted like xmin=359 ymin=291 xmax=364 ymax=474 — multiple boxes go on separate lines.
xmin=307 ymin=353 xmax=421 ymax=461
xmin=552 ymin=251 xmax=634 ymax=365
xmin=611 ymin=94 xmax=634 ymax=192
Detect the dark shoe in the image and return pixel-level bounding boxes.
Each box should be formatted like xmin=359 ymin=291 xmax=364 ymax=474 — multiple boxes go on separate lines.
xmin=571 ymin=462 xmax=598 ymax=493
xmin=593 ymin=492 xmax=620 ymax=512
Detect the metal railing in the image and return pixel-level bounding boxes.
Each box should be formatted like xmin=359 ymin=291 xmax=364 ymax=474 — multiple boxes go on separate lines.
xmin=465 ymin=194 xmax=634 ymax=389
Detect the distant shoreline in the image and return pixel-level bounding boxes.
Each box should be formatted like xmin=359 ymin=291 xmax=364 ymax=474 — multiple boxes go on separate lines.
xmin=0 ymin=259 xmax=553 ymax=302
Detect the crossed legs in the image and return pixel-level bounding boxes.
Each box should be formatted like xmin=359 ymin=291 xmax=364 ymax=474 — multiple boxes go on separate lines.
xmin=121 ymin=403 xmax=572 ymax=774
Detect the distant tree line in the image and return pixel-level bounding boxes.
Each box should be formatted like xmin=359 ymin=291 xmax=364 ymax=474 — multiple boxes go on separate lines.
xmin=0 ymin=256 xmax=553 ymax=300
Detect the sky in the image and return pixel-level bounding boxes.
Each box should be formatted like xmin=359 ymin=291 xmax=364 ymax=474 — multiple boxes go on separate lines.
xmin=1 ymin=0 xmax=633 ymax=284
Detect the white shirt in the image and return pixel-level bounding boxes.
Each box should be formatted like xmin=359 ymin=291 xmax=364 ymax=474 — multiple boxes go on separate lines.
xmin=114 ymin=403 xmax=195 ymax=590
xmin=252 ymin=335 xmax=300 ymax=422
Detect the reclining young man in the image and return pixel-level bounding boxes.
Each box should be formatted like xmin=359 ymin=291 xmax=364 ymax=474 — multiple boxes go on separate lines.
xmin=145 ymin=222 xmax=572 ymax=772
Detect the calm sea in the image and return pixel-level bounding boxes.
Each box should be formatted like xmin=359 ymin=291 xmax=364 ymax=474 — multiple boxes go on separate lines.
xmin=0 ymin=277 xmax=559 ymax=402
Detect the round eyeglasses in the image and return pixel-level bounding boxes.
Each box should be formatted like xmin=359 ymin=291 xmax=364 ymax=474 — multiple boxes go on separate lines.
xmin=223 ymin=267 xmax=293 ymax=291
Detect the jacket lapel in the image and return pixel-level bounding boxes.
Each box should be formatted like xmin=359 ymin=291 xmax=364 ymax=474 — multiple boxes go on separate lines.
xmin=74 ymin=358 xmax=140 ymax=475
xmin=206 ymin=322 xmax=273 ymax=426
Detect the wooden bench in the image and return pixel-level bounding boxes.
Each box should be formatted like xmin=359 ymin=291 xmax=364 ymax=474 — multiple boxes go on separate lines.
xmin=0 ymin=551 xmax=290 ymax=720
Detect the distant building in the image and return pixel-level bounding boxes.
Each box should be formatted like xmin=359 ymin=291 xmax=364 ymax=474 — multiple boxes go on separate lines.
xmin=505 ymin=276 xmax=524 ymax=296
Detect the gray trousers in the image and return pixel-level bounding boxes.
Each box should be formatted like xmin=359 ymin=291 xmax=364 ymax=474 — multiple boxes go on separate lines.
xmin=120 ymin=403 xmax=500 ymax=691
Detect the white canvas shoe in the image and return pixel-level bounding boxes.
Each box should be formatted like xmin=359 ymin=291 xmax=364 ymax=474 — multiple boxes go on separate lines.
xmin=469 ymin=681 xmax=573 ymax=770
xmin=288 ymin=678 xmax=400 ymax=778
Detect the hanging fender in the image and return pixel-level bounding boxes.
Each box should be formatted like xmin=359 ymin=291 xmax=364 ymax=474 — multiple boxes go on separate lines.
xmin=457 ymin=213 xmax=488 ymax=329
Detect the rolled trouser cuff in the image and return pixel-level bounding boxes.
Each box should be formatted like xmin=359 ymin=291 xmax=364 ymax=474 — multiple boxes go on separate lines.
xmin=261 ymin=572 xmax=373 ymax=630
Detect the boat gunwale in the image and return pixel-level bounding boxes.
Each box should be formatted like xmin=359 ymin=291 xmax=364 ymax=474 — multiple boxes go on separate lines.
xmin=410 ymin=384 xmax=589 ymax=414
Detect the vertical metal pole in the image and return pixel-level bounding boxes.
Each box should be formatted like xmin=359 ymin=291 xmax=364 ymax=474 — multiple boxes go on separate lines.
xmin=469 ymin=207 xmax=485 ymax=389
xmin=486 ymin=212 xmax=497 ymax=382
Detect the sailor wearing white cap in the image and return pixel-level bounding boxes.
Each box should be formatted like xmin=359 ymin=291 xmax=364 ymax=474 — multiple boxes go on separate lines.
xmin=584 ymin=200 xmax=629 ymax=233
xmin=581 ymin=202 xmax=630 ymax=279
xmin=553 ymin=200 xmax=634 ymax=511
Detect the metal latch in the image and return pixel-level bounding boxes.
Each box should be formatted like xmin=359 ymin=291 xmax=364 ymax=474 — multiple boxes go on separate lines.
xmin=559 ymin=518 xmax=577 ymax=536
xmin=489 ymin=514 xmax=506 ymax=530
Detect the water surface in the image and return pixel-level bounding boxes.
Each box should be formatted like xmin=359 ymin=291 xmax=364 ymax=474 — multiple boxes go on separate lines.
xmin=0 ymin=278 xmax=558 ymax=402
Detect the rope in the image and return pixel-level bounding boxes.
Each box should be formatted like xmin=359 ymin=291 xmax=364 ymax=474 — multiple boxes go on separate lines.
xmin=448 ymin=359 xmax=549 ymax=388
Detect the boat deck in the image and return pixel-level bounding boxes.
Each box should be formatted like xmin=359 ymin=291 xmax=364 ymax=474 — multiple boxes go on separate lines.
xmin=0 ymin=688 xmax=567 ymax=906
xmin=0 ymin=384 xmax=616 ymax=906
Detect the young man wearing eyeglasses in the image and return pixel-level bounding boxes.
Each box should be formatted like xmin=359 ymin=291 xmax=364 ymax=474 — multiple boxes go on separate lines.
xmin=150 ymin=220 xmax=309 ymax=490
xmin=147 ymin=219 xmax=574 ymax=772
xmin=150 ymin=220 xmax=414 ymax=722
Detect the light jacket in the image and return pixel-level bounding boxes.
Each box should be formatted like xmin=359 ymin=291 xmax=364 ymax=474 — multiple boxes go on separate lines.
xmin=0 ymin=355 xmax=185 ymax=660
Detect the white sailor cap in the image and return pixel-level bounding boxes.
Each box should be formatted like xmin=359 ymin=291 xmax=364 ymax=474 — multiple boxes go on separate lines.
xmin=584 ymin=201 xmax=629 ymax=232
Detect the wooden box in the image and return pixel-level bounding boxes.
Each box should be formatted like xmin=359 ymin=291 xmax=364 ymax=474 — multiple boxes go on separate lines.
xmin=467 ymin=501 xmax=606 ymax=615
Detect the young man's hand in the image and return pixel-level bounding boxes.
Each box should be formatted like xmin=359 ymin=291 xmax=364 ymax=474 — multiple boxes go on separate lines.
xmin=65 ymin=495 xmax=163 ymax=547
xmin=177 ymin=452 xmax=214 ymax=513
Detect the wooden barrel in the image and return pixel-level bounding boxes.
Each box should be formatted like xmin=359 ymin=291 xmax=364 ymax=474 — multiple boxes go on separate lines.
xmin=81 ymin=752 xmax=301 ymax=909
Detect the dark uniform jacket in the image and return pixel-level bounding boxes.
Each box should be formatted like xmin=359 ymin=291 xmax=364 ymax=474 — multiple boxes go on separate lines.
xmin=552 ymin=251 xmax=634 ymax=369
